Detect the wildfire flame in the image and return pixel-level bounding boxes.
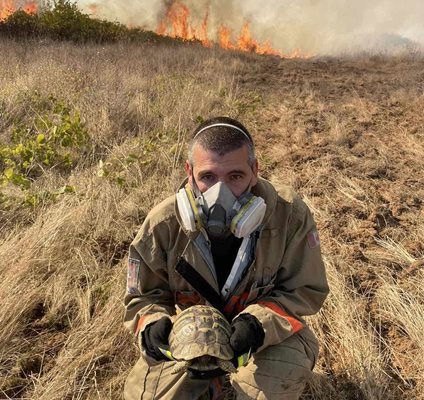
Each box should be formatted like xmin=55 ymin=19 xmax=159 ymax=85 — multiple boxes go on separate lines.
xmin=1 ymin=0 xmax=310 ymax=58
xmin=157 ymin=2 xmax=211 ymax=48
xmin=157 ymin=1 xmax=310 ymax=58
xmin=87 ymin=3 xmax=98 ymax=15
xmin=0 ymin=0 xmax=38 ymax=21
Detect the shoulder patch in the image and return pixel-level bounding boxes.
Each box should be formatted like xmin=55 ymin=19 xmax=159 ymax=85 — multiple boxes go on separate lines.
xmin=127 ymin=258 xmax=141 ymax=294
xmin=307 ymin=230 xmax=320 ymax=249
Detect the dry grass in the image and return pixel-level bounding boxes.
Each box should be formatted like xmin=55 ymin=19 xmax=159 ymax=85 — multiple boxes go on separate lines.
xmin=0 ymin=37 xmax=423 ymax=399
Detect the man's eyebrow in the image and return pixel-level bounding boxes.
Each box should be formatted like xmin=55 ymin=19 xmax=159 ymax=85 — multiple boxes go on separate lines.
xmin=197 ymin=169 xmax=246 ymax=176
xmin=197 ymin=169 xmax=215 ymax=176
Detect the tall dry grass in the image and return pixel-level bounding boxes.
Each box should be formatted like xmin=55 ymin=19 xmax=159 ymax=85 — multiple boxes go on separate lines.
xmin=0 ymin=37 xmax=423 ymax=399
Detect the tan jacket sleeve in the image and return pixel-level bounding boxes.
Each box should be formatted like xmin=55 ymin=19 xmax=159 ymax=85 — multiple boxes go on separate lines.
xmin=123 ymin=216 xmax=175 ymax=342
xmin=240 ymin=197 xmax=329 ymax=350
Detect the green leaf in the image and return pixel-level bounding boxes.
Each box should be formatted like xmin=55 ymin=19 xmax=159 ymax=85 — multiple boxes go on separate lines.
xmin=11 ymin=174 xmax=31 ymax=189
xmin=61 ymin=136 xmax=73 ymax=147
xmin=63 ymin=154 xmax=73 ymax=166
xmin=36 ymin=134 xmax=45 ymax=144
xmin=4 ymin=168 xmax=14 ymax=179
xmin=24 ymin=194 xmax=37 ymax=207
xmin=116 ymin=176 xmax=125 ymax=186
xmin=56 ymin=185 xmax=75 ymax=194
xmin=125 ymin=154 xmax=138 ymax=164
xmin=64 ymin=185 xmax=75 ymax=193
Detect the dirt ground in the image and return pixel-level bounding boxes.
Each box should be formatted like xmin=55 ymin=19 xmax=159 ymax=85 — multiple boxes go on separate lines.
xmin=238 ymin=54 xmax=424 ymax=400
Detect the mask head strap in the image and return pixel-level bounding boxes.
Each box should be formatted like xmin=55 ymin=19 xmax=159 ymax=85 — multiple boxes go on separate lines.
xmin=193 ymin=123 xmax=252 ymax=143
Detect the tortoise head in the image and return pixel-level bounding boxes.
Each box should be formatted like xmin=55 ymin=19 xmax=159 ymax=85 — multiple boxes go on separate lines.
xmin=171 ymin=356 xmax=237 ymax=375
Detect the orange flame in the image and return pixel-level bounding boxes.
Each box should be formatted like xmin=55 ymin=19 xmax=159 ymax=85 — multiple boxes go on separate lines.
xmin=237 ymin=22 xmax=257 ymax=53
xmin=22 ymin=1 xmax=36 ymax=14
xmin=0 ymin=0 xmax=38 ymax=21
xmin=218 ymin=25 xmax=233 ymax=50
xmin=157 ymin=1 xmax=311 ymax=58
xmin=157 ymin=1 xmax=211 ymax=47
xmin=87 ymin=3 xmax=98 ymax=15
xmin=0 ymin=0 xmax=14 ymax=20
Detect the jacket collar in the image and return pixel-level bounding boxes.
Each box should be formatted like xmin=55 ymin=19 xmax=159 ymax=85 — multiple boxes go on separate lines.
xmin=250 ymin=177 xmax=278 ymax=226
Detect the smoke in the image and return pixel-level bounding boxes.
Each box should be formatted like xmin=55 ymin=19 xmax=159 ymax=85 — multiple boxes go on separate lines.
xmin=77 ymin=0 xmax=165 ymax=28
xmin=77 ymin=0 xmax=424 ymax=54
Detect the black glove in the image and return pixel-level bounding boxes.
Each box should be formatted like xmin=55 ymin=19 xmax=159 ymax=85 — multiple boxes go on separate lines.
xmin=230 ymin=313 xmax=265 ymax=357
xmin=141 ymin=317 xmax=173 ymax=361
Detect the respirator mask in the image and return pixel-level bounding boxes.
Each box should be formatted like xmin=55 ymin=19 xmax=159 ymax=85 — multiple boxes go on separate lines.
xmin=176 ymin=181 xmax=266 ymax=239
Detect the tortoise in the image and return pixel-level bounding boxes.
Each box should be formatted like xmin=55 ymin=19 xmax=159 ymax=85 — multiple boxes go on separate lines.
xmin=169 ymin=305 xmax=237 ymax=374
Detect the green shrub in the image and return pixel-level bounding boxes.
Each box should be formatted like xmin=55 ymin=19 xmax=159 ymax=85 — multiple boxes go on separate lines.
xmin=0 ymin=93 xmax=89 ymax=190
xmin=0 ymin=10 xmax=39 ymax=37
xmin=23 ymin=184 xmax=76 ymax=207
xmin=0 ymin=0 xmax=181 ymax=44
xmin=37 ymin=0 xmax=126 ymax=42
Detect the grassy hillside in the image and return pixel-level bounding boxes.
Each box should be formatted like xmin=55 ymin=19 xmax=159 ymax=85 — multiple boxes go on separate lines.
xmin=0 ymin=37 xmax=423 ymax=399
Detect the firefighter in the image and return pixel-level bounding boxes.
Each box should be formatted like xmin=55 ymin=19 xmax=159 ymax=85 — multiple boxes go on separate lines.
xmin=123 ymin=117 xmax=329 ymax=399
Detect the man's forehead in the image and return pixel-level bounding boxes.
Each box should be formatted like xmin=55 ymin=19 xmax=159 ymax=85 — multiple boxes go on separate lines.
xmin=192 ymin=143 xmax=250 ymax=165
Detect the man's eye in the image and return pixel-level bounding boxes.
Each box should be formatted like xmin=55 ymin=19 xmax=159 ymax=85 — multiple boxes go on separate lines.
xmin=201 ymin=175 xmax=215 ymax=182
xmin=230 ymin=175 xmax=243 ymax=181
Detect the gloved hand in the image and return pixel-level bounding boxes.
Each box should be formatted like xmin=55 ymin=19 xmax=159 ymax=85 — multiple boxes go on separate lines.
xmin=230 ymin=313 xmax=265 ymax=359
xmin=141 ymin=317 xmax=173 ymax=361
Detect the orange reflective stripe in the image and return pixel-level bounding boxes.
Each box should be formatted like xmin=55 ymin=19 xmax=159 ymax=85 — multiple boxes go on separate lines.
xmin=235 ymin=291 xmax=249 ymax=314
xmin=175 ymin=291 xmax=202 ymax=307
xmin=223 ymin=291 xmax=250 ymax=316
xmin=223 ymin=294 xmax=240 ymax=315
xmin=210 ymin=376 xmax=224 ymax=399
xmin=135 ymin=315 xmax=150 ymax=335
xmin=258 ymin=301 xmax=303 ymax=333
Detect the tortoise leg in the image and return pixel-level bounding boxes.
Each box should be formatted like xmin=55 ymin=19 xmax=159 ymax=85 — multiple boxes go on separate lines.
xmin=171 ymin=360 xmax=191 ymax=374
xmin=218 ymin=359 xmax=237 ymax=373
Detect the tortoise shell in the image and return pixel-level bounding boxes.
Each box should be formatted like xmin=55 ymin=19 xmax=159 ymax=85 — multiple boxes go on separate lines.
xmin=169 ymin=305 xmax=234 ymax=362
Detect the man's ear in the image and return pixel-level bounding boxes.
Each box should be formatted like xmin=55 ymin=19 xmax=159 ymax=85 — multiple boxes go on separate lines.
xmin=184 ymin=160 xmax=193 ymax=185
xmin=251 ymin=159 xmax=259 ymax=186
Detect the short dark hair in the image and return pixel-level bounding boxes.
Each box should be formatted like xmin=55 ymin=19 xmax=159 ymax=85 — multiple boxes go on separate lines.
xmin=188 ymin=117 xmax=256 ymax=166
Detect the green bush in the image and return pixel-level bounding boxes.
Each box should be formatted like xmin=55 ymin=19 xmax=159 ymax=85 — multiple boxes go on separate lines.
xmin=0 ymin=10 xmax=39 ymax=37
xmin=0 ymin=0 xmax=181 ymax=44
xmin=37 ymin=0 xmax=126 ymax=42
xmin=0 ymin=93 xmax=89 ymax=190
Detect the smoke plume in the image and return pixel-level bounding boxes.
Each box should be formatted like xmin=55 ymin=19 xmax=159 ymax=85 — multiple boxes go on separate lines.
xmin=78 ymin=0 xmax=424 ymax=54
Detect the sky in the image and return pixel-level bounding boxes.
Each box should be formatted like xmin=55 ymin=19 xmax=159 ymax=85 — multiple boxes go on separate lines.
xmin=76 ymin=0 xmax=424 ymax=54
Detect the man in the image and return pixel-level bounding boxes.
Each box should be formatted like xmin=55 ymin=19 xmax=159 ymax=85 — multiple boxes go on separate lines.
xmin=124 ymin=117 xmax=329 ymax=399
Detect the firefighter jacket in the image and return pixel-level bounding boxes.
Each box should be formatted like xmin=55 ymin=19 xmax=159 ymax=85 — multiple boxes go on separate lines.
xmin=124 ymin=178 xmax=329 ymax=351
